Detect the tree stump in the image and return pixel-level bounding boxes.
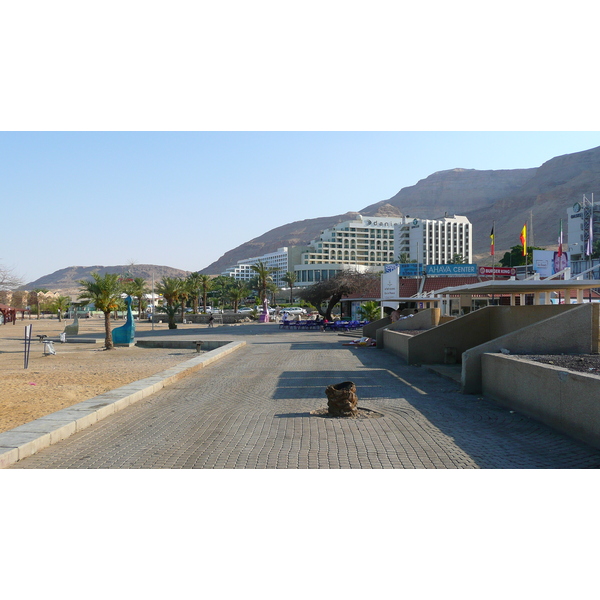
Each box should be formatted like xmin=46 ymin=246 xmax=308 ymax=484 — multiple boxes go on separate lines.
xmin=325 ymin=381 xmax=358 ymax=417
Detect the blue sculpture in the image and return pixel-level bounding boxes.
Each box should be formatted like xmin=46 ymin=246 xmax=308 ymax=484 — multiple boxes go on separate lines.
xmin=112 ymin=295 xmax=136 ymax=346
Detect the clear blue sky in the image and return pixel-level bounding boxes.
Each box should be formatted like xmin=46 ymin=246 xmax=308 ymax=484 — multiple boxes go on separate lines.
xmin=3 ymin=3 xmax=600 ymax=284
xmin=3 ymin=131 xmax=600 ymax=283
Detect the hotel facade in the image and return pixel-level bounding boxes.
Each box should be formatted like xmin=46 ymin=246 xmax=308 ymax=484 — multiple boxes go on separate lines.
xmin=394 ymin=214 xmax=472 ymax=266
xmin=221 ymin=247 xmax=290 ymax=287
xmin=221 ymin=214 xmax=473 ymax=288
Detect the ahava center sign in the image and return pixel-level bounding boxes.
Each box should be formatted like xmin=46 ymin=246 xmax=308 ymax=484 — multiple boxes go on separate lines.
xmin=425 ymin=264 xmax=477 ymax=276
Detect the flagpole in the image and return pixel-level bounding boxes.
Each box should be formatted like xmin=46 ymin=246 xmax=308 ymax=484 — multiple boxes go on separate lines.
xmin=588 ymin=192 xmax=594 ymax=279
xmin=492 ymin=221 xmax=495 ymax=281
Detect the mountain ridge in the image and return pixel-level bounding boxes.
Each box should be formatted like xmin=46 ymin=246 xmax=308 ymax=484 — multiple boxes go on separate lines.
xmin=22 ymin=264 xmax=190 ymax=293
xmin=200 ymin=145 xmax=600 ymax=273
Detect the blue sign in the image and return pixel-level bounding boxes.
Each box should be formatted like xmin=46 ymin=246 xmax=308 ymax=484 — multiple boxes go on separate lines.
xmin=399 ymin=263 xmax=424 ymax=277
xmin=425 ymin=264 xmax=478 ymax=276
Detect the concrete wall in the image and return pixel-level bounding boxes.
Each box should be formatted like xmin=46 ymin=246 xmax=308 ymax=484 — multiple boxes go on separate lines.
xmin=363 ymin=316 xmax=391 ymax=339
xmin=383 ymin=305 xmax=579 ymax=367
xmin=482 ymin=353 xmax=600 ymax=450
xmin=152 ymin=313 xmax=254 ymax=325
xmin=377 ymin=329 xmax=412 ymax=361
xmin=462 ymin=303 xmax=600 ymax=393
xmin=390 ymin=308 xmax=441 ymax=331
xmin=366 ymin=309 xmax=439 ymax=345
xmin=136 ymin=340 xmax=232 ymax=351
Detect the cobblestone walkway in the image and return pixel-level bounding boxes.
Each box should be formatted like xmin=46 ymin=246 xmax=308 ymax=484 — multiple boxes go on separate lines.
xmin=12 ymin=329 xmax=600 ymax=468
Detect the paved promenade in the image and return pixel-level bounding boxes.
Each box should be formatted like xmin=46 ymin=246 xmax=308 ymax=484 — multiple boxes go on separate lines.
xmin=11 ymin=324 xmax=600 ymax=469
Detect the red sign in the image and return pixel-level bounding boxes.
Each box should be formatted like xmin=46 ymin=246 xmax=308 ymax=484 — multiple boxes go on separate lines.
xmin=478 ymin=266 xmax=516 ymax=277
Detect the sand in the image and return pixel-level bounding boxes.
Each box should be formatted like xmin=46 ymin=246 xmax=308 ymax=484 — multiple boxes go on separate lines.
xmin=0 ymin=317 xmax=203 ymax=434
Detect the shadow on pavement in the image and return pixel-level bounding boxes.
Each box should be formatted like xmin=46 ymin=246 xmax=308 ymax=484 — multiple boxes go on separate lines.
xmin=345 ymin=347 xmax=600 ymax=468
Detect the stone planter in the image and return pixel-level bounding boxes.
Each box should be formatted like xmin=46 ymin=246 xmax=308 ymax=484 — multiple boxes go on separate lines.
xmin=325 ymin=381 xmax=358 ymax=417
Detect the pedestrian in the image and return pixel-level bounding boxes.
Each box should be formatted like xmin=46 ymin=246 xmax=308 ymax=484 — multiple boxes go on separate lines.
xmin=208 ymin=314 xmax=214 ymax=328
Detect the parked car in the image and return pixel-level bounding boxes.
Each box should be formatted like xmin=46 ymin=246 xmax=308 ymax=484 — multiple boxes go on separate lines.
xmin=238 ymin=307 xmax=254 ymax=313
xmin=255 ymin=306 xmax=276 ymax=314
xmin=284 ymin=307 xmax=306 ymax=315
xmin=200 ymin=306 xmax=222 ymax=314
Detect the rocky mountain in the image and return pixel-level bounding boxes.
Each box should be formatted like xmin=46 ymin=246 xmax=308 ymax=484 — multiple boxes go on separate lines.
xmin=200 ymin=145 xmax=600 ymax=273
xmin=22 ymin=264 xmax=190 ymax=293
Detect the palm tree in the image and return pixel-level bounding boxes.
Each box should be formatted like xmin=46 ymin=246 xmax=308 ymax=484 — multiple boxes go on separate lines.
xmin=281 ymin=271 xmax=297 ymax=304
xmin=156 ymin=276 xmax=184 ymax=329
xmin=52 ymin=295 xmax=71 ymax=321
xmin=77 ymin=273 xmax=123 ymax=349
xmin=250 ymin=260 xmax=274 ymax=306
xmin=209 ymin=276 xmax=232 ymax=311
xmin=358 ymin=300 xmax=380 ymax=322
xmin=186 ymin=272 xmax=203 ymax=314
xmin=227 ymin=280 xmax=250 ymax=312
xmin=121 ymin=277 xmax=148 ymax=320
xmin=198 ymin=274 xmax=213 ymax=313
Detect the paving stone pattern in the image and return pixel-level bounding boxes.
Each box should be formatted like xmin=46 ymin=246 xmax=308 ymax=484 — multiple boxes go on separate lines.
xmin=12 ymin=329 xmax=600 ymax=469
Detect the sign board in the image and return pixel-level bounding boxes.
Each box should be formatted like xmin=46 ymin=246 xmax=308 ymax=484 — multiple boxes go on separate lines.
xmin=381 ymin=265 xmax=400 ymax=300
xmin=425 ymin=264 xmax=478 ymax=276
xmin=385 ymin=263 xmax=425 ymax=277
xmin=478 ymin=266 xmax=517 ymax=277
xmin=533 ymin=250 xmax=570 ymax=277
xmin=399 ymin=263 xmax=424 ymax=277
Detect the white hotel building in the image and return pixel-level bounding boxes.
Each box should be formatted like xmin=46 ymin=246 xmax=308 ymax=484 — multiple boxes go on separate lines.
xmin=221 ymin=247 xmax=289 ymax=287
xmin=394 ymin=214 xmax=472 ymax=266
xmin=221 ymin=214 xmax=472 ymax=288
xmin=293 ymin=214 xmax=472 ymax=285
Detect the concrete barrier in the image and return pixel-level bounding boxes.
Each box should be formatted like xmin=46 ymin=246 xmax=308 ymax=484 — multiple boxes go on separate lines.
xmin=135 ymin=339 xmax=232 ymax=351
xmin=382 ymin=304 xmax=581 ymax=365
xmin=362 ymin=316 xmax=391 ymax=339
xmin=370 ymin=309 xmax=440 ymax=350
xmin=482 ymin=353 xmax=600 ymax=450
xmin=462 ymin=303 xmax=600 ymax=393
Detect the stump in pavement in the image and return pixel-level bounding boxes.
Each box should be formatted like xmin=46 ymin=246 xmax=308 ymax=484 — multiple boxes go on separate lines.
xmin=325 ymin=381 xmax=358 ymax=417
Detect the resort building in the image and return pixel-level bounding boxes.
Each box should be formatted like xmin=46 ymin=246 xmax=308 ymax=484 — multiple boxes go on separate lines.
xmin=221 ymin=214 xmax=473 ymax=289
xmin=393 ymin=214 xmax=472 ymax=266
xmin=222 ymin=247 xmax=290 ymax=287
xmin=293 ymin=215 xmax=403 ymax=286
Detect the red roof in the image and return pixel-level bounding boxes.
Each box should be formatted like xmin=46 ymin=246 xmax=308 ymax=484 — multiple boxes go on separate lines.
xmin=421 ymin=277 xmax=483 ymax=293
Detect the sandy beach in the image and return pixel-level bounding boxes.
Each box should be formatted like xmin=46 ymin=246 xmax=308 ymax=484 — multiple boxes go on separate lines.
xmin=0 ymin=316 xmax=203 ymax=434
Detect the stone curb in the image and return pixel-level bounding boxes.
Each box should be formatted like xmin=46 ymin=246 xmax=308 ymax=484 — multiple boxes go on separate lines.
xmin=0 ymin=340 xmax=246 ymax=469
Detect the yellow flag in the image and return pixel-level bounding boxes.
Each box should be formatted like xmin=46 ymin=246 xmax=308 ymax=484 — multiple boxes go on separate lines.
xmin=520 ymin=224 xmax=527 ymax=256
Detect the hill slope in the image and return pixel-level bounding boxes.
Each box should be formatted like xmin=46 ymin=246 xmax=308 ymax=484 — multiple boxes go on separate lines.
xmin=200 ymin=145 xmax=600 ymax=273
xmin=23 ymin=264 xmax=190 ymax=293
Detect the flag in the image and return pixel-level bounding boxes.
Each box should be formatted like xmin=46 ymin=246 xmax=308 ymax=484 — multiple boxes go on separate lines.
xmin=490 ymin=225 xmax=495 ymax=256
xmin=587 ymin=215 xmax=593 ymax=256
xmin=520 ymin=223 xmax=527 ymax=256
xmin=557 ymin=220 xmax=563 ymax=257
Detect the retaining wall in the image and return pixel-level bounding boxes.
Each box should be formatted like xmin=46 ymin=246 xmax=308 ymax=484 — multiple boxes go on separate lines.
xmin=482 ymin=353 xmax=600 ymax=450
xmin=382 ymin=305 xmax=580 ymax=367
xmin=462 ymin=303 xmax=600 ymax=393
